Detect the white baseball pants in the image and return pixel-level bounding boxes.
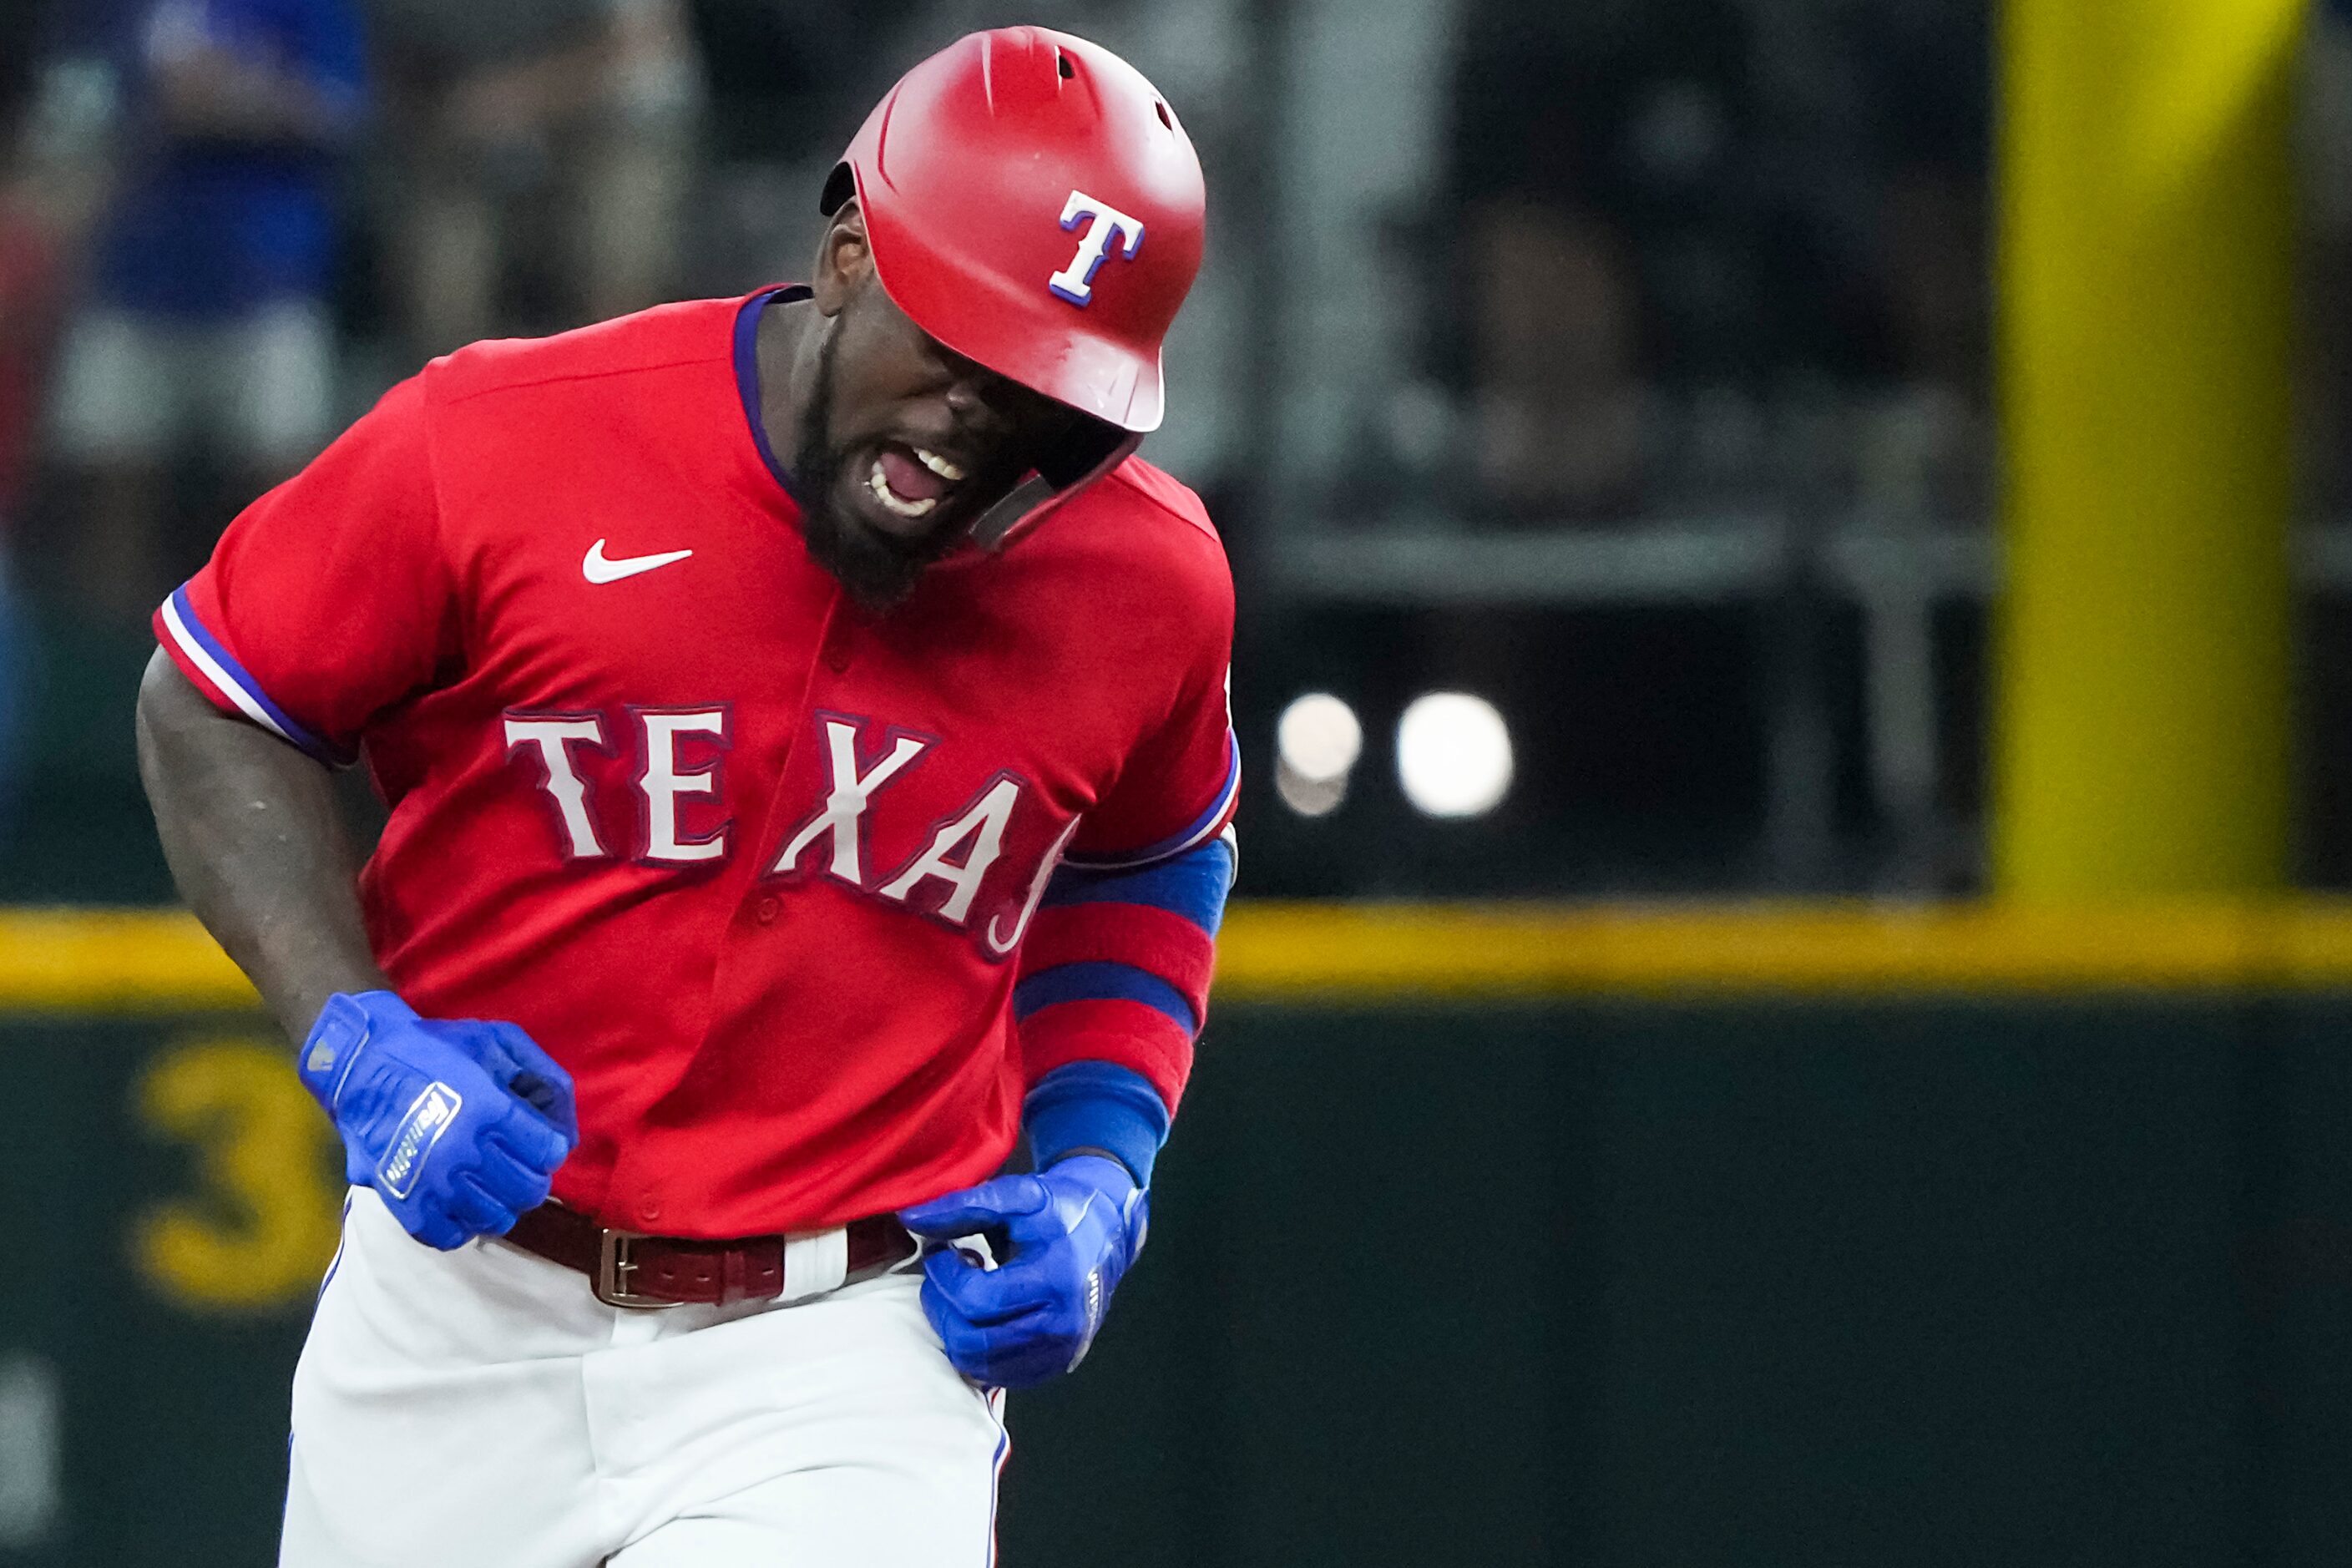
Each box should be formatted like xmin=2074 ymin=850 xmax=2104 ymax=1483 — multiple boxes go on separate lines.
xmin=280 ymin=1188 xmax=1008 ymax=1567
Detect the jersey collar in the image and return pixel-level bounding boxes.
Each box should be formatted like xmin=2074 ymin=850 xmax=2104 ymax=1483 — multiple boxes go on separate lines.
xmin=733 ymin=284 xmax=812 ymax=508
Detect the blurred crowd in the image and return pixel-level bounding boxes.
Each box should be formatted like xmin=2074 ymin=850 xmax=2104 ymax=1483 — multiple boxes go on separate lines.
xmin=23 ymin=0 xmax=2345 ymax=892
xmin=0 ymin=1 xmax=2009 ymax=566
xmin=0 ymin=0 xmax=721 ymax=626
xmin=1397 ymin=0 xmax=1992 ymax=528
xmin=0 ymin=0 xmax=931 ymax=835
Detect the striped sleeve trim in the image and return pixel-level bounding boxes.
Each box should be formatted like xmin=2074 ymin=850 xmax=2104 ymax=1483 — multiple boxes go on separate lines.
xmin=1021 ymin=903 xmax=1217 ymax=1023
xmin=1018 ymin=999 xmax=1197 ymax=1110
xmin=155 ymin=585 xmax=349 ymax=765
xmin=1040 ymin=835 xmax=1234 ymax=934
xmin=1061 ymin=731 xmax=1241 ymax=872
xmin=1014 ymin=960 xmax=1196 ymax=1035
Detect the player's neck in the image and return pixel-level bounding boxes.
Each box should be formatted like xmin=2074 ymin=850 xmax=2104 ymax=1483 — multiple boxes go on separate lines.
xmin=754 ymin=295 xmax=821 ymax=480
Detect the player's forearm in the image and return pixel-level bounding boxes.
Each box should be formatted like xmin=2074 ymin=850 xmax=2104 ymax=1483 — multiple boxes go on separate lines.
xmin=1013 ymin=836 xmax=1233 ymax=1179
xmin=135 ymin=650 xmax=386 ymax=1044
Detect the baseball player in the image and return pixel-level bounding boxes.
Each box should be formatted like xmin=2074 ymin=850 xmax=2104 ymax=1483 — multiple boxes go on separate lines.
xmin=134 ymin=28 xmax=1235 ymax=1566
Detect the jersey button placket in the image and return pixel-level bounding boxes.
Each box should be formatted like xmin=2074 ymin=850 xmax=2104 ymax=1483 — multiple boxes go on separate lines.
xmin=755 ymin=896 xmax=780 ymax=924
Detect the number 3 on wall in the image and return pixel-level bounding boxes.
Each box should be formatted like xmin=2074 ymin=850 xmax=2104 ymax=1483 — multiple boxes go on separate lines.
xmin=132 ymin=1038 xmax=346 ymax=1311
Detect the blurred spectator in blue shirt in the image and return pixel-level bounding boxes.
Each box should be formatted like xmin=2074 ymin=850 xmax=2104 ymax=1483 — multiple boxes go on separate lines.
xmin=46 ymin=0 xmax=366 ymax=621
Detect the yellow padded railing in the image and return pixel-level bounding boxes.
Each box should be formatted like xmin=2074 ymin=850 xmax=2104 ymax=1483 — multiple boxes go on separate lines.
xmin=12 ymin=902 xmax=2352 ymax=1012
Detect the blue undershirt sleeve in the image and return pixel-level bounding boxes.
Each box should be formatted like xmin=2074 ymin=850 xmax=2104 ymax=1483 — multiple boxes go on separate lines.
xmin=1023 ymin=1060 xmax=1172 ymax=1187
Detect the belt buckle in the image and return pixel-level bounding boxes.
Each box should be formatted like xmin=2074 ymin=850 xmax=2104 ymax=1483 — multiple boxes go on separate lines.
xmin=594 ymin=1228 xmax=680 ymax=1310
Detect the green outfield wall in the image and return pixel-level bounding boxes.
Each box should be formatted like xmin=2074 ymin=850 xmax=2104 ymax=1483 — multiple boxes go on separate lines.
xmin=2 ymin=908 xmax=2349 ymax=1567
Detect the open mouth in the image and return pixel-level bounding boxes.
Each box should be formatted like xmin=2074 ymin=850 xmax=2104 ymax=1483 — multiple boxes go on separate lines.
xmin=864 ymin=443 xmax=970 ymax=524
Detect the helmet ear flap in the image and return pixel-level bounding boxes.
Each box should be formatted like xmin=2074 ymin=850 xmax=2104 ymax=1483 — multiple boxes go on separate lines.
xmin=969 ymin=422 xmax=1141 ymax=553
xmin=1037 ymin=416 xmax=1132 ymax=491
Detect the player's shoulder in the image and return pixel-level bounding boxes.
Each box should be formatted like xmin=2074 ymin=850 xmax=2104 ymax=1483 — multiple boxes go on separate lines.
xmin=1051 ymin=456 xmax=1230 ymax=594
xmin=1097 ymin=456 xmax=1220 ymax=546
xmin=420 ymin=296 xmax=740 ymax=413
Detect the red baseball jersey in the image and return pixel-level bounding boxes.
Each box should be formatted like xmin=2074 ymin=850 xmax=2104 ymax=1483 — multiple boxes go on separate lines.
xmin=156 ymin=290 xmax=1238 ymax=1237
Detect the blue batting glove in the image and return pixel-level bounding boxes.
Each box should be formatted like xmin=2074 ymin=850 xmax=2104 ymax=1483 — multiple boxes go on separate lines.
xmin=898 ymin=1155 xmax=1149 ymax=1388
xmin=297 ymin=991 xmax=579 ymax=1251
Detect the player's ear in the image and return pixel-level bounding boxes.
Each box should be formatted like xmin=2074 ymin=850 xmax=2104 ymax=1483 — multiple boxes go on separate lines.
xmin=811 ymin=202 xmax=873 ymax=316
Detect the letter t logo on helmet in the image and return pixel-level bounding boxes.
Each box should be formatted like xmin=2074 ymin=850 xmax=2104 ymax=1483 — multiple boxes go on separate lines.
xmin=1049 ymin=191 xmax=1148 ymax=307
xmin=824 ymin=27 xmax=1206 ymax=444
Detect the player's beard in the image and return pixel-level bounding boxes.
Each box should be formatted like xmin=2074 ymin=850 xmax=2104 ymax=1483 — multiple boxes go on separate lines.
xmin=793 ymin=331 xmax=960 ymax=613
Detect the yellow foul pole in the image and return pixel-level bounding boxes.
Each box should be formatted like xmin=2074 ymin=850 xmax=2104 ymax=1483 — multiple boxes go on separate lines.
xmin=1995 ymin=0 xmax=2303 ymax=897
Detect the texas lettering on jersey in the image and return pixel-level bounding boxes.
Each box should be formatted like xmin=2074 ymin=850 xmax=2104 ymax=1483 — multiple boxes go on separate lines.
xmin=155 ymin=288 xmax=1240 ymax=1239
xmin=500 ymin=705 xmax=1075 ymax=958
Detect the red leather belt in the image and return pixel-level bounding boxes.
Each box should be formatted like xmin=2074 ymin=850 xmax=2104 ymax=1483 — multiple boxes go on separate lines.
xmin=503 ymin=1203 xmax=918 ymax=1309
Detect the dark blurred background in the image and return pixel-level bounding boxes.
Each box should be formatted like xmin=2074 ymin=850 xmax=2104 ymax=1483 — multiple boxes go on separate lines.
xmin=9 ymin=0 xmax=2352 ymax=903
xmin=0 ymin=0 xmax=2011 ymax=904
xmin=7 ymin=3 xmax=2352 ymax=1566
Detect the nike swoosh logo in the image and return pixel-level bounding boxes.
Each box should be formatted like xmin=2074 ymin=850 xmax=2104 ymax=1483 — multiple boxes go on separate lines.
xmin=583 ymin=539 xmax=694 ymax=584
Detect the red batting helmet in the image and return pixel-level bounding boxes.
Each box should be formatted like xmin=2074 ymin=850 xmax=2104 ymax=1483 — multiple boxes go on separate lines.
xmin=822 ymin=27 xmax=1206 ymax=439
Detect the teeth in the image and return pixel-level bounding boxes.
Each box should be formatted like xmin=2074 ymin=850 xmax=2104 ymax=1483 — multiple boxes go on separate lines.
xmin=914 ymin=448 xmax=967 ymax=482
xmin=868 ymin=462 xmax=938 ymax=519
